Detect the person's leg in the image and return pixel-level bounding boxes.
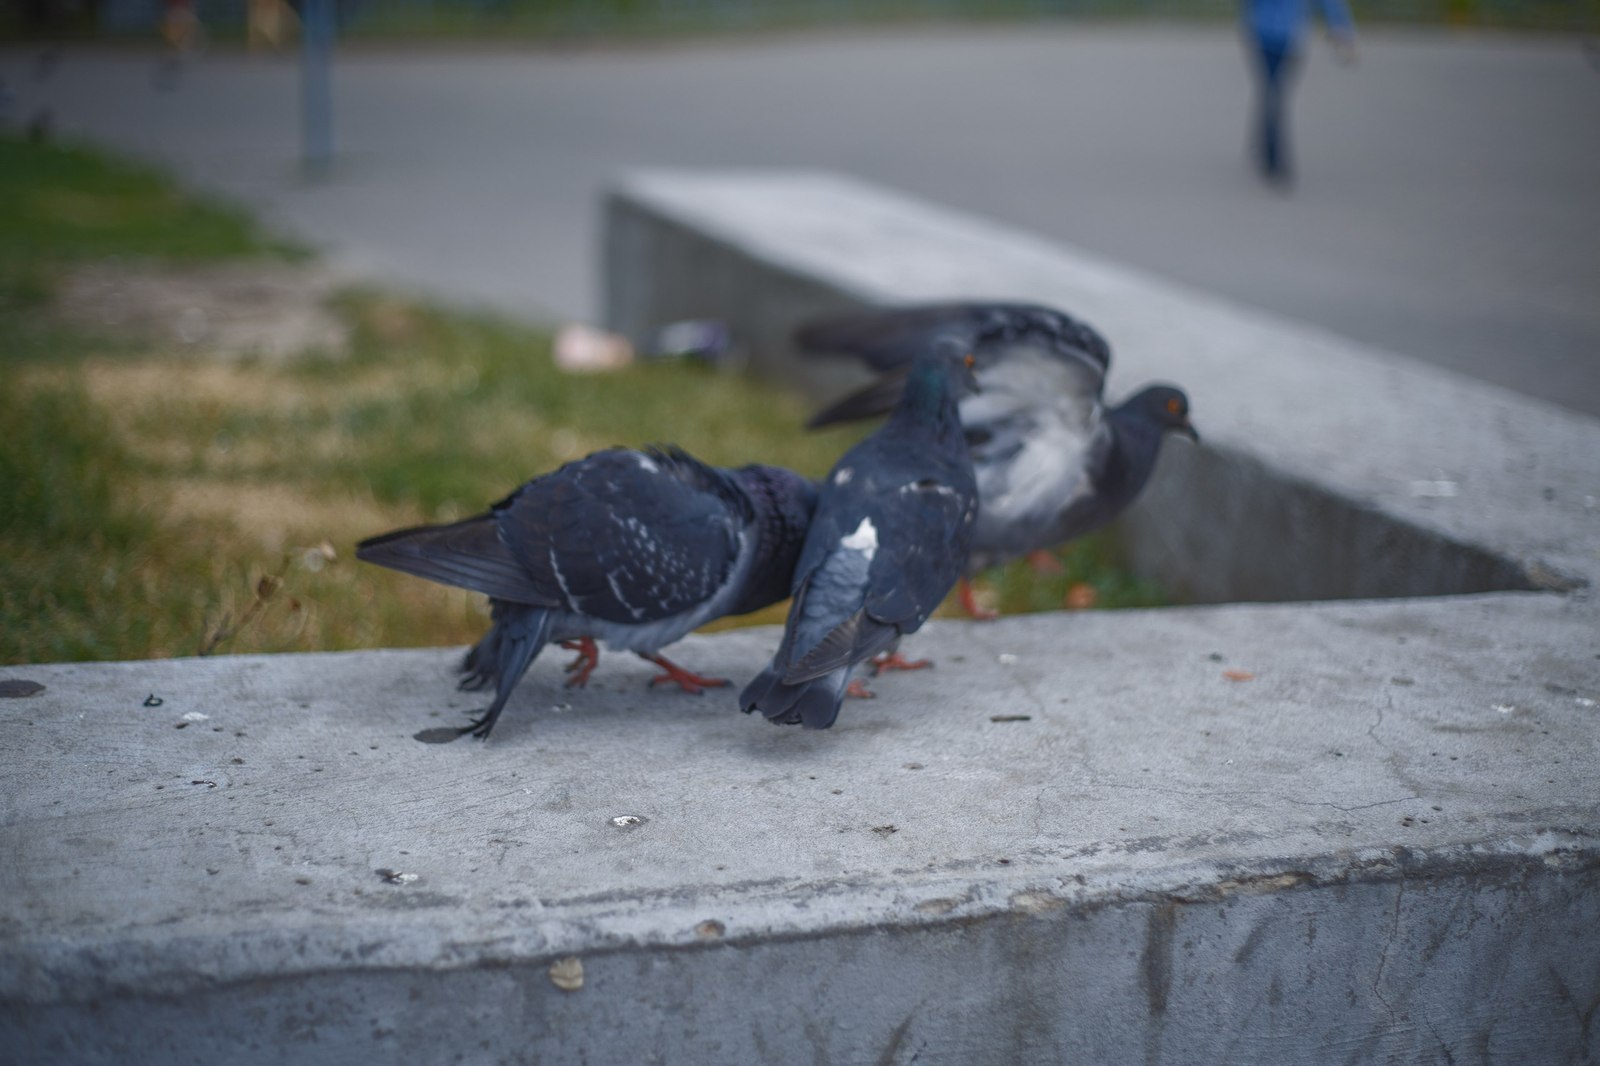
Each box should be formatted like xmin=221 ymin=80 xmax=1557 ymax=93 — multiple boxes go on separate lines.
xmin=1256 ymin=36 xmax=1300 ymax=184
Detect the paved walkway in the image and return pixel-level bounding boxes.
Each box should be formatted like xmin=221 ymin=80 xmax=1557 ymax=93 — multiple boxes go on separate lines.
xmin=5 ymin=26 xmax=1598 ymax=414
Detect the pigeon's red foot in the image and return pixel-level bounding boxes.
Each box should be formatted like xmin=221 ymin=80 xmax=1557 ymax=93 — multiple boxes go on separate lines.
xmin=845 ymin=679 xmax=877 ymax=700
xmin=640 ymin=653 xmax=729 ymax=696
xmin=559 ymin=637 xmax=600 ymax=688
xmin=958 ymin=577 xmax=1000 ymax=622
xmin=870 ymin=651 xmax=932 ymax=675
xmin=1026 ymin=549 xmax=1065 ymax=575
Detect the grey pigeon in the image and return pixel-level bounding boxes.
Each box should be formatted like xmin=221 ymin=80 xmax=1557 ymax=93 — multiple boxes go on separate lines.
xmin=740 ymin=351 xmax=979 ymax=730
xmin=358 ymin=446 xmax=817 ymax=739
xmin=799 ymin=302 xmax=1197 ymax=616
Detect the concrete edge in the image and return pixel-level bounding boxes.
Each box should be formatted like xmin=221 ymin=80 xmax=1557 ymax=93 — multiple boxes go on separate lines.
xmin=6 ymin=825 xmax=1595 ymax=1005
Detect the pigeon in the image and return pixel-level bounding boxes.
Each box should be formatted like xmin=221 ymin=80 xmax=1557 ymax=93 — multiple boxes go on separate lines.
xmin=357 ymin=446 xmax=817 ymax=739
xmin=740 ymin=350 xmax=979 ymax=730
xmin=797 ymin=301 xmax=1197 ymax=617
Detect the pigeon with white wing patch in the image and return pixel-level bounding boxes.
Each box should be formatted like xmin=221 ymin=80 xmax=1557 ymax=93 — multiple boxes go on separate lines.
xmin=739 ymin=350 xmax=979 ymax=730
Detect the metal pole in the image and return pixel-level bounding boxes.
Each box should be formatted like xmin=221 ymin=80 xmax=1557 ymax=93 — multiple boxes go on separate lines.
xmin=301 ymin=0 xmax=335 ymax=177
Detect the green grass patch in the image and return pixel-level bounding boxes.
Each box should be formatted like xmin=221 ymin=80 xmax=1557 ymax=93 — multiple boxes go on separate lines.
xmin=0 ymin=134 xmax=304 ymax=269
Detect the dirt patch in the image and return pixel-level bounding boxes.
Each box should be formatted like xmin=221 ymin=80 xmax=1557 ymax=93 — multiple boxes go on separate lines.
xmin=56 ymin=261 xmax=349 ymax=360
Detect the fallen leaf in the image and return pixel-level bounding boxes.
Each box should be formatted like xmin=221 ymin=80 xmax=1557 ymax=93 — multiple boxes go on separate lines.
xmin=1063 ymin=582 xmax=1098 ymax=610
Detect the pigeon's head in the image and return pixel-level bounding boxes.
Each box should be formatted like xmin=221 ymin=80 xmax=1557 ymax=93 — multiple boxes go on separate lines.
xmin=1125 ymin=385 xmax=1199 ymax=443
xmin=899 ymin=343 xmax=981 ymax=417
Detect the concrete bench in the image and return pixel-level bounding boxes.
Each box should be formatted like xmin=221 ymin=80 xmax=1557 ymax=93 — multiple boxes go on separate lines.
xmin=3 ymin=171 xmax=1597 ymax=1063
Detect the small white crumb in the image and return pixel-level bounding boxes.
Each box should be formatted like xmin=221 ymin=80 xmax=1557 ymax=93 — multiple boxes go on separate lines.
xmin=997 ymin=653 xmax=1019 ymax=666
xmin=549 ymin=956 xmax=584 ymax=992
xmin=1493 ymin=704 xmax=1515 ymax=714
xmin=1577 ymin=697 xmax=1596 ymax=708
xmin=181 ymin=712 xmax=210 ymax=722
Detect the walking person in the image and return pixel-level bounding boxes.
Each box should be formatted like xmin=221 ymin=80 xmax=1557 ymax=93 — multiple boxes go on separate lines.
xmin=1243 ymin=0 xmax=1357 ymax=187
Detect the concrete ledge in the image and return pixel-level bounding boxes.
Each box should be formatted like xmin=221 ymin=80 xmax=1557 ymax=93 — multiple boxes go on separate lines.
xmin=605 ymin=169 xmax=1600 ymax=602
xmin=3 ymin=594 xmax=1599 ymax=1061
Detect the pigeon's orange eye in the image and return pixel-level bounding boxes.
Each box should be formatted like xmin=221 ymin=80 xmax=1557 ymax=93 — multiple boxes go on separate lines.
xmin=1166 ymin=397 xmax=1182 ymax=416
xmin=964 ymin=353 xmax=977 ymax=370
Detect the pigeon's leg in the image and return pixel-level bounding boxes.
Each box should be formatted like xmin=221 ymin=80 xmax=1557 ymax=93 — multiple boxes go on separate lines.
xmin=845 ymin=679 xmax=876 ymax=700
xmin=639 ymin=653 xmax=729 ymax=696
xmin=870 ymin=650 xmax=931 ymax=675
xmin=1026 ymin=549 xmax=1065 ymax=575
xmin=958 ymin=577 xmax=1000 ymax=622
xmin=559 ymin=637 xmax=601 ymax=688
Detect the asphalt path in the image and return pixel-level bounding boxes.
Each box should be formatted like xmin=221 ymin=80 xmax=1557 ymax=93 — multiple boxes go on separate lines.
xmin=5 ymin=26 xmax=1598 ymax=414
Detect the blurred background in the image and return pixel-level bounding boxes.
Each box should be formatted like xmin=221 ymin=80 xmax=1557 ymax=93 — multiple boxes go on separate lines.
xmin=2 ymin=0 xmax=1597 ymax=665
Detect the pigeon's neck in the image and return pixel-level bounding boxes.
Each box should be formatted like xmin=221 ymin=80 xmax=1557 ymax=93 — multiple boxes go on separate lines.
xmin=729 ymin=466 xmax=819 ymax=615
xmin=890 ymin=366 xmax=965 ymax=446
xmin=1103 ymin=405 xmax=1171 ymax=507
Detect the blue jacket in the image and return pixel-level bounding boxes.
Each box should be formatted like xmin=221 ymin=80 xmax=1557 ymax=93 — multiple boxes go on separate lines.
xmin=1246 ymin=0 xmax=1354 ymax=46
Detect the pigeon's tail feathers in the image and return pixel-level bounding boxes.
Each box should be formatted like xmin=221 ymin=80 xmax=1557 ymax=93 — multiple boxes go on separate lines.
xmin=356 ymin=516 xmax=549 ymax=605
xmin=460 ymin=603 xmax=553 ymax=740
xmin=787 ymin=672 xmax=849 ymax=729
xmin=738 ymin=665 xmax=784 ymax=717
xmin=806 ymin=369 xmax=910 ymax=429
xmin=782 ymin=610 xmax=899 ymax=685
xmin=739 ymin=665 xmax=849 ymax=729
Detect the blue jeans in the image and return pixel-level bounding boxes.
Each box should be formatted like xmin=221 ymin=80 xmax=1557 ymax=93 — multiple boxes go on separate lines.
xmin=1252 ymin=35 xmax=1300 ymax=181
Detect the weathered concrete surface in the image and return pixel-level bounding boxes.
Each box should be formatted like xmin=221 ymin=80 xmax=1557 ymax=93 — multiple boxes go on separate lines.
xmin=2 ymin=593 xmax=1598 ymax=1063
xmin=605 ymin=170 xmax=1600 ymax=603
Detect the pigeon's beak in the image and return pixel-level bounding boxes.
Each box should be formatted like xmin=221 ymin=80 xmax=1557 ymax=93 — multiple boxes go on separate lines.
xmin=1177 ymin=418 xmax=1199 ymax=444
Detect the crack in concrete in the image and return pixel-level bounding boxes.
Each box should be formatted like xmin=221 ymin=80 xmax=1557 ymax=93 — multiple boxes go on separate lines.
xmin=1368 ymin=694 xmax=1392 ymax=753
xmin=1370 ymin=880 xmax=1404 ymax=1039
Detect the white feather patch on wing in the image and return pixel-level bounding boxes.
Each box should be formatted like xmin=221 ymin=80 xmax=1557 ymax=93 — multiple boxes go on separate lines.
xmin=839 ymin=517 xmax=878 ymax=561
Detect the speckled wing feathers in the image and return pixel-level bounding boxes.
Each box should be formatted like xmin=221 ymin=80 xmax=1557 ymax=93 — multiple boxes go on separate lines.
xmin=493 ymin=448 xmax=749 ymax=626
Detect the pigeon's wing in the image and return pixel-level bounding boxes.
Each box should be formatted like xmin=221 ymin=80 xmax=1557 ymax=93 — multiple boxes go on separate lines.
xmin=975 ymin=303 xmax=1111 ymax=381
xmin=802 ymin=303 xmax=1110 ymax=427
xmin=794 ymin=302 xmax=984 ymax=371
xmin=805 ymin=366 xmax=910 ymax=429
xmin=355 ymin=513 xmax=558 ymax=605
xmin=862 ymin=472 xmax=977 ymax=633
xmin=494 ymin=447 xmax=752 ymax=625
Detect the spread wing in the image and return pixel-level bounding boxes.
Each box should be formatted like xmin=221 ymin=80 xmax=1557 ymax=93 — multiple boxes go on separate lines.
xmin=801 ymin=303 xmax=1110 ymax=429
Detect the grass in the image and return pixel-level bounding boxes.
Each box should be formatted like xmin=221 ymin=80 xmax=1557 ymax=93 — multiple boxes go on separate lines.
xmin=0 ymin=133 xmax=1162 ymax=668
